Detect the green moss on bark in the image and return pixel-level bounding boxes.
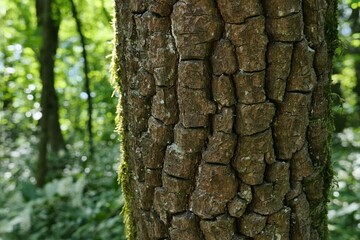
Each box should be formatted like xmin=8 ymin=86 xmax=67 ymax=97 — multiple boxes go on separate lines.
xmin=111 ymin=12 xmax=136 ymax=240
xmin=320 ymin=0 xmax=339 ymax=239
xmin=325 ymin=0 xmax=340 ymax=59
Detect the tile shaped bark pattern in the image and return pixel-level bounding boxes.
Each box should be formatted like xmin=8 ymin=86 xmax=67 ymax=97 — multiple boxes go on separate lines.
xmin=302 ymin=0 xmax=327 ymax=46
xmin=287 ymin=40 xmax=317 ymax=92
xmin=154 ymin=186 xmax=188 ymax=221
xmin=307 ymin=120 xmax=329 ymax=165
xmin=266 ymin=13 xmax=304 ymax=41
xmin=202 ymin=132 xmax=237 ymax=164
xmin=226 ymin=17 xmax=268 ymax=72
xmin=274 ymin=93 xmax=311 ymax=160
xmin=178 ymin=78 xmax=216 ymax=128
xmin=211 ymin=39 xmax=238 ymax=75
xmin=266 ymin=42 xmax=293 ymax=102
xmin=217 ymin=0 xmax=262 ymax=23
xmin=200 ymin=214 xmax=235 ymax=240
xmin=213 ymin=107 xmax=234 ymax=133
xmin=291 ymin=144 xmax=314 ymax=180
xmin=235 ymin=102 xmax=275 ymax=135
xmin=228 ymin=197 xmax=248 ymax=218
xmin=251 ymin=183 xmax=284 ymax=215
xmin=310 ymin=82 xmax=331 ymax=119
xmin=170 ymin=212 xmax=202 ymax=240
xmin=178 ymin=60 xmax=208 ymax=89
xmin=304 ymin=170 xmax=325 ymax=202
xmin=154 ymin=65 xmax=176 ymax=87
xmin=171 ymin=0 xmax=222 ymax=60
xmin=212 ymin=75 xmax=236 ymax=107
xmin=234 ymin=71 xmax=266 ymax=104
xmin=286 ymin=181 xmax=303 ymax=201
xmin=190 ymin=164 xmax=237 ymax=218
xmin=251 ymin=162 xmax=290 ymax=214
xmin=289 ymin=193 xmax=311 ymax=240
xmin=233 ymin=130 xmax=275 ymax=185
xmin=238 ymin=212 xmax=267 ymax=237
xmin=238 ymin=182 xmax=253 ymax=203
xmin=148 ymin=0 xmax=178 ymax=16
xmin=163 ymin=143 xmax=200 ymax=179
xmin=152 ymin=87 xmax=178 ymax=125
xmin=263 ymin=0 xmax=301 ymax=18
xmin=162 ymin=173 xmax=192 ymax=195
xmin=146 ymin=33 xmax=177 ymax=70
xmin=148 ymin=116 xmax=173 ymax=145
xmin=116 ymin=0 xmax=333 ymax=238
xmin=130 ymin=67 xmax=156 ymax=97
xmin=130 ymin=0 xmax=146 ymax=13
xmin=267 ymin=207 xmax=291 ymax=239
xmin=177 ymin=60 xmax=216 ymax=127
xmin=127 ymin=91 xmax=152 ymax=136
xmin=314 ymin=43 xmax=329 ymax=76
xmin=142 ymin=210 xmax=167 ymax=239
xmin=145 ymin=168 xmax=162 ymax=187
xmin=174 ymin=124 xmax=207 ymax=153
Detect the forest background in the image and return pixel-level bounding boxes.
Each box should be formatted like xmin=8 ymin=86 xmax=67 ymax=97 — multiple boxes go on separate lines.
xmin=0 ymin=0 xmax=359 ymax=239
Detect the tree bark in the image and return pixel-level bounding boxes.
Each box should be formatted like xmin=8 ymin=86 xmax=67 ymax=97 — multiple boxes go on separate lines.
xmin=114 ymin=0 xmax=337 ymax=239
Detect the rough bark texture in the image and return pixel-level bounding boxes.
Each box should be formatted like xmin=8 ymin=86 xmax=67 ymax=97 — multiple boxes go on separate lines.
xmin=114 ymin=0 xmax=337 ymax=239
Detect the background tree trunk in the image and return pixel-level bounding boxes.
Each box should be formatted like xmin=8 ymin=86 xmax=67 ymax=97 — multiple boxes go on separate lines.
xmin=36 ymin=0 xmax=65 ymax=153
xmin=114 ymin=0 xmax=337 ymax=239
xmin=70 ymin=0 xmax=94 ymax=160
xmin=35 ymin=0 xmax=64 ymax=187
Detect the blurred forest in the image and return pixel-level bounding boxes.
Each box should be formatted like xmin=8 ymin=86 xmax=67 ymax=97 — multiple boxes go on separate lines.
xmin=0 ymin=0 xmax=359 ymax=239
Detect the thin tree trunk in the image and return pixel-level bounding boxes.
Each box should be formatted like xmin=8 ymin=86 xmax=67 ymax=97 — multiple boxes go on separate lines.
xmin=35 ymin=0 xmax=63 ymax=187
xmin=114 ymin=0 xmax=337 ymax=239
xmin=70 ymin=0 xmax=94 ymax=160
xmin=349 ymin=8 xmax=360 ymax=121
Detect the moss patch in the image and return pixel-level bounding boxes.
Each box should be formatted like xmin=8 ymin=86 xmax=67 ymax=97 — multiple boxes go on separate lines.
xmin=325 ymin=0 xmax=340 ymax=59
xmin=319 ymin=0 xmax=339 ymax=239
xmin=118 ymin=158 xmax=135 ymax=240
xmin=111 ymin=11 xmax=136 ymax=240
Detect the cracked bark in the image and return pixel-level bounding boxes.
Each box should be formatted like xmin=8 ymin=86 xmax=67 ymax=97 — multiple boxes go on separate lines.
xmin=114 ymin=0 xmax=336 ymax=239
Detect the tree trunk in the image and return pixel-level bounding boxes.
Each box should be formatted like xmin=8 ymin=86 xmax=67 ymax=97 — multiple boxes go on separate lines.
xmin=70 ymin=0 xmax=94 ymax=160
xmin=36 ymin=0 xmax=65 ymax=153
xmin=349 ymin=8 xmax=360 ymax=122
xmin=114 ymin=0 xmax=337 ymax=239
xmin=36 ymin=0 xmax=64 ymax=187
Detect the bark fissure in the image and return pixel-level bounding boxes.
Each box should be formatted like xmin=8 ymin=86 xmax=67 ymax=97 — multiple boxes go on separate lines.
xmin=115 ymin=0 xmax=336 ymax=239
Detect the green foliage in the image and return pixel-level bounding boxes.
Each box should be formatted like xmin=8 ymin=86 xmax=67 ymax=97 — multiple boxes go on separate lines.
xmin=332 ymin=0 xmax=360 ymax=128
xmin=0 ymin=0 xmax=41 ymax=144
xmin=0 ymin=0 xmax=123 ymax=239
xmin=328 ymin=1 xmax=360 ymax=239
xmin=0 ymin=143 xmax=125 ymax=240
xmin=1 ymin=0 xmax=116 ymax=149
xmin=329 ymin=129 xmax=360 ymax=239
